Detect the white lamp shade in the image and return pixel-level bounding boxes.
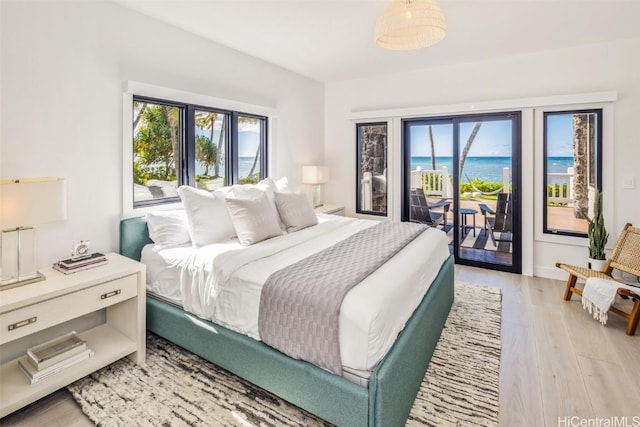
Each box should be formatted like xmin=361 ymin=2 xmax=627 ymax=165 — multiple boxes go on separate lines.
xmin=375 ymin=0 xmax=447 ymax=51
xmin=302 ymin=166 xmax=329 ymax=185
xmin=0 ymin=177 xmax=67 ymax=230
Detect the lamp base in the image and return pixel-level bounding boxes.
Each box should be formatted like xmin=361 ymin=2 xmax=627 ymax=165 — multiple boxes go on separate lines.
xmin=2 ymin=226 xmax=40 ymax=289
xmin=311 ymin=184 xmax=323 ymax=208
xmin=0 ymin=271 xmax=46 ymax=291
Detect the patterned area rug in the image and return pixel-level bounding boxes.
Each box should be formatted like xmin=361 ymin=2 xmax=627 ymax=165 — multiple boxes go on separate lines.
xmin=68 ymin=282 xmax=501 ymax=426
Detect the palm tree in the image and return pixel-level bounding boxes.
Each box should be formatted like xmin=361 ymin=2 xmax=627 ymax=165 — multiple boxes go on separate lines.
xmin=428 ymin=125 xmax=436 ymax=170
xmin=196 ymin=112 xmax=225 ymax=178
xmin=166 ymin=107 xmax=180 ymax=178
xmin=133 ymin=102 xmax=147 ymax=130
xmin=242 ymin=117 xmax=261 ymax=179
xmin=133 ymin=104 xmax=179 ymax=182
xmin=459 ymin=122 xmax=482 ymax=180
xmin=572 ymin=114 xmax=591 ymax=219
xmin=196 ymin=135 xmax=217 ymax=176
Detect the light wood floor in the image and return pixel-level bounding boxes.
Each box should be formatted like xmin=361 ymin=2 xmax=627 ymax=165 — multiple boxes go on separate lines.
xmin=2 ymin=265 xmax=639 ymax=426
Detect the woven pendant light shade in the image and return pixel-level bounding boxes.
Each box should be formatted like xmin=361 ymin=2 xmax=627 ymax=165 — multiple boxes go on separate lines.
xmin=375 ymin=0 xmax=447 ymax=50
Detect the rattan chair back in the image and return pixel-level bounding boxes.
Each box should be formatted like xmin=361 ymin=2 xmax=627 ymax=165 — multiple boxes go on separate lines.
xmin=606 ymin=223 xmax=640 ymax=277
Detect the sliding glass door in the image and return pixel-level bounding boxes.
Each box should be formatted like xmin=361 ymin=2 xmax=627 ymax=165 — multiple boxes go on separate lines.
xmin=402 ymin=112 xmax=521 ymax=273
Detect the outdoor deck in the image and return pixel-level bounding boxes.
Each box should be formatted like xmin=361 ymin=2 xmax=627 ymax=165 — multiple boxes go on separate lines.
xmin=429 ymin=197 xmax=587 ymax=267
xmin=435 ymin=198 xmax=588 ymax=236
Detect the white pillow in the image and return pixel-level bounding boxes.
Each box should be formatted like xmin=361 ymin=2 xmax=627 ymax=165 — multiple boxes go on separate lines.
xmin=274 ymin=176 xmax=290 ymax=193
xmin=256 ymin=178 xmax=286 ymax=230
xmin=274 ymin=191 xmax=318 ymax=232
xmin=225 ymin=190 xmax=282 ymax=246
xmin=176 ymin=186 xmax=236 ymax=247
xmin=146 ymin=210 xmax=191 ymax=247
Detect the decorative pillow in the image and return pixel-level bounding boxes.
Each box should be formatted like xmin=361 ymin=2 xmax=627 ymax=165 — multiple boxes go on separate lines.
xmin=176 ymin=186 xmax=236 ymax=247
xmin=274 ymin=191 xmax=318 ymax=232
xmin=225 ymin=190 xmax=282 ymax=246
xmin=146 ymin=210 xmax=191 ymax=247
xmin=274 ymin=176 xmax=290 ymax=193
xmin=256 ymin=178 xmax=286 ymax=230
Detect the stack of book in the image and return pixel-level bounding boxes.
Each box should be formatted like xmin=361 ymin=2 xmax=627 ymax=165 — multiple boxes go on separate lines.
xmin=53 ymin=252 xmax=108 ymax=274
xmin=18 ymin=332 xmax=94 ymax=384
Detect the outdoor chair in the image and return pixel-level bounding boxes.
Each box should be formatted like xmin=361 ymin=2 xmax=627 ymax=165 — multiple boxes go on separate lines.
xmin=556 ymin=223 xmax=640 ymax=336
xmin=478 ymin=193 xmax=512 ymax=246
xmin=409 ymin=188 xmax=451 ymax=230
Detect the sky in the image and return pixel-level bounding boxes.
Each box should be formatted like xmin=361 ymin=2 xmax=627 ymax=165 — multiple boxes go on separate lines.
xmin=196 ymin=117 xmax=261 ymax=157
xmin=409 ymin=115 xmax=574 ymax=157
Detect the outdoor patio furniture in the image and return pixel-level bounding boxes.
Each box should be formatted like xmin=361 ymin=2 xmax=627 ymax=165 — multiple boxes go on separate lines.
xmin=460 ymin=207 xmax=478 ymax=237
xmin=409 ymin=188 xmax=451 ymax=230
xmin=556 ymin=223 xmax=640 ymax=336
xmin=478 ymin=193 xmax=512 ymax=246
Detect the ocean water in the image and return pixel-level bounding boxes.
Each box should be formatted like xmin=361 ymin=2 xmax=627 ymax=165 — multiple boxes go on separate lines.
xmin=196 ymin=156 xmax=258 ymax=177
xmin=411 ymin=156 xmax=574 ymax=183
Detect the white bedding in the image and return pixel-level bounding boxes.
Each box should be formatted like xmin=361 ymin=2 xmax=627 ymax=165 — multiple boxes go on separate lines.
xmin=141 ymin=214 xmax=450 ymax=378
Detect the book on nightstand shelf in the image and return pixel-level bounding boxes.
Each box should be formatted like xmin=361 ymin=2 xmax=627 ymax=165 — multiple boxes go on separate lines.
xmin=26 ymin=331 xmax=87 ymax=370
xmin=18 ymin=349 xmax=94 ymax=384
xmin=53 ymin=252 xmax=108 ymax=274
xmin=57 ymin=252 xmax=106 ymax=268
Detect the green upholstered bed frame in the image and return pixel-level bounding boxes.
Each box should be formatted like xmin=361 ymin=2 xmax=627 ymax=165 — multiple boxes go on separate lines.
xmin=119 ymin=216 xmax=454 ymax=427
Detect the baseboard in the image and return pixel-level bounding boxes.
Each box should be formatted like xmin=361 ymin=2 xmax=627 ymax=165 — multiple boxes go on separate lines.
xmin=534 ymin=266 xmax=567 ymax=281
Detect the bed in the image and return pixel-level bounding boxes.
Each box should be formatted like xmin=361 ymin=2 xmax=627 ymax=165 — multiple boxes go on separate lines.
xmin=119 ymin=214 xmax=454 ymax=427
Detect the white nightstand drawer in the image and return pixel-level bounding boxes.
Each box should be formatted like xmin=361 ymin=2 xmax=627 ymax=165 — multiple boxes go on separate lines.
xmin=0 ymin=274 xmax=137 ymax=344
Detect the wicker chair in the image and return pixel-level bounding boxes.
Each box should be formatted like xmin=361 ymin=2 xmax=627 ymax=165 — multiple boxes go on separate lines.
xmin=556 ymin=223 xmax=640 ymax=335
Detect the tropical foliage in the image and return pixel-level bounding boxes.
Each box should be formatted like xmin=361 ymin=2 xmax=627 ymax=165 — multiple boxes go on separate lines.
xmin=459 ymin=178 xmax=504 ymax=195
xmin=133 ymin=102 xmax=179 ymax=185
xmin=134 ymin=102 xmax=228 ymax=188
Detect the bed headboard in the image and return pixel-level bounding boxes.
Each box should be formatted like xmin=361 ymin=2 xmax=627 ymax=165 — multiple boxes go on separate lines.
xmin=119 ymin=216 xmax=152 ymax=261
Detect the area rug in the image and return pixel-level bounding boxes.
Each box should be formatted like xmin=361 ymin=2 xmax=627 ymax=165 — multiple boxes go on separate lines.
xmin=68 ymin=282 xmax=501 ymax=427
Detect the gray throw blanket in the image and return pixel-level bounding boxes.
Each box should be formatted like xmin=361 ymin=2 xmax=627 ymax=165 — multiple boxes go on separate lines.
xmin=258 ymin=222 xmax=428 ymax=375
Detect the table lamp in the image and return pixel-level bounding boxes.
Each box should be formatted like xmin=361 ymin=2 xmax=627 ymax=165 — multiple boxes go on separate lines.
xmin=302 ymin=166 xmax=329 ymax=208
xmin=0 ymin=177 xmax=67 ymax=289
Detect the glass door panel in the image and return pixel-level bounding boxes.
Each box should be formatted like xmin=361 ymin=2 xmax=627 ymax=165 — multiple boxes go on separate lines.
xmin=407 ymin=122 xmax=455 ymax=231
xmin=403 ymin=113 xmax=521 ymax=273
xmin=457 ymin=117 xmax=517 ymax=269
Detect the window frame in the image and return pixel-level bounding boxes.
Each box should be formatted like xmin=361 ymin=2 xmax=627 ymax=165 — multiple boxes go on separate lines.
xmin=542 ymin=108 xmax=603 ymax=238
xmin=131 ymin=95 xmax=268 ymax=209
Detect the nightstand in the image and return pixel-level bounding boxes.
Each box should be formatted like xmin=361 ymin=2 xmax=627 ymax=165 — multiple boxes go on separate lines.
xmin=315 ymin=204 xmax=345 ymax=216
xmin=0 ymin=252 xmax=146 ymax=417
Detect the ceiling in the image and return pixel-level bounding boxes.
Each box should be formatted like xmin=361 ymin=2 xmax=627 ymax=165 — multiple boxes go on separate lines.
xmin=114 ymin=0 xmax=640 ymax=83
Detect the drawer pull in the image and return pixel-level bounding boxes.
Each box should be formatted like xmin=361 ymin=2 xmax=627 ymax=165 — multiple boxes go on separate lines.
xmin=8 ymin=316 xmax=37 ymax=331
xmin=101 ymin=289 xmax=121 ymax=300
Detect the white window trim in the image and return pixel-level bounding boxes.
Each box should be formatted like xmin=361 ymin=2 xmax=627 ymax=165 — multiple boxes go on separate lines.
xmin=122 ymin=81 xmax=277 ymax=217
xmin=347 ymin=91 xmax=617 ymax=277
xmin=533 ymin=102 xmax=615 ymax=249
xmin=347 ymin=91 xmax=617 ymax=121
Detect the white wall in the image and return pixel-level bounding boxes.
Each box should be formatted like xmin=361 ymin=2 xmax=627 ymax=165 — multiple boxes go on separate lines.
xmin=325 ymin=38 xmax=640 ymax=279
xmin=0 ymin=1 xmax=324 ymax=268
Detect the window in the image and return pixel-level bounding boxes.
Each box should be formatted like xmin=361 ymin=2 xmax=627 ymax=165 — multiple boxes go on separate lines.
xmin=132 ymin=96 xmax=267 ymax=207
xmin=543 ymin=109 xmax=602 ymax=236
xmin=356 ymin=122 xmax=388 ymax=216
xmin=194 ymin=109 xmax=227 ymax=191
xmin=237 ymin=115 xmax=267 ymax=184
xmin=133 ymin=99 xmax=183 ymax=204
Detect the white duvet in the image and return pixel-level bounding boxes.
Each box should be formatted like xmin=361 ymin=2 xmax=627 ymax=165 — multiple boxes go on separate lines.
xmin=142 ymin=215 xmax=450 ymax=379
